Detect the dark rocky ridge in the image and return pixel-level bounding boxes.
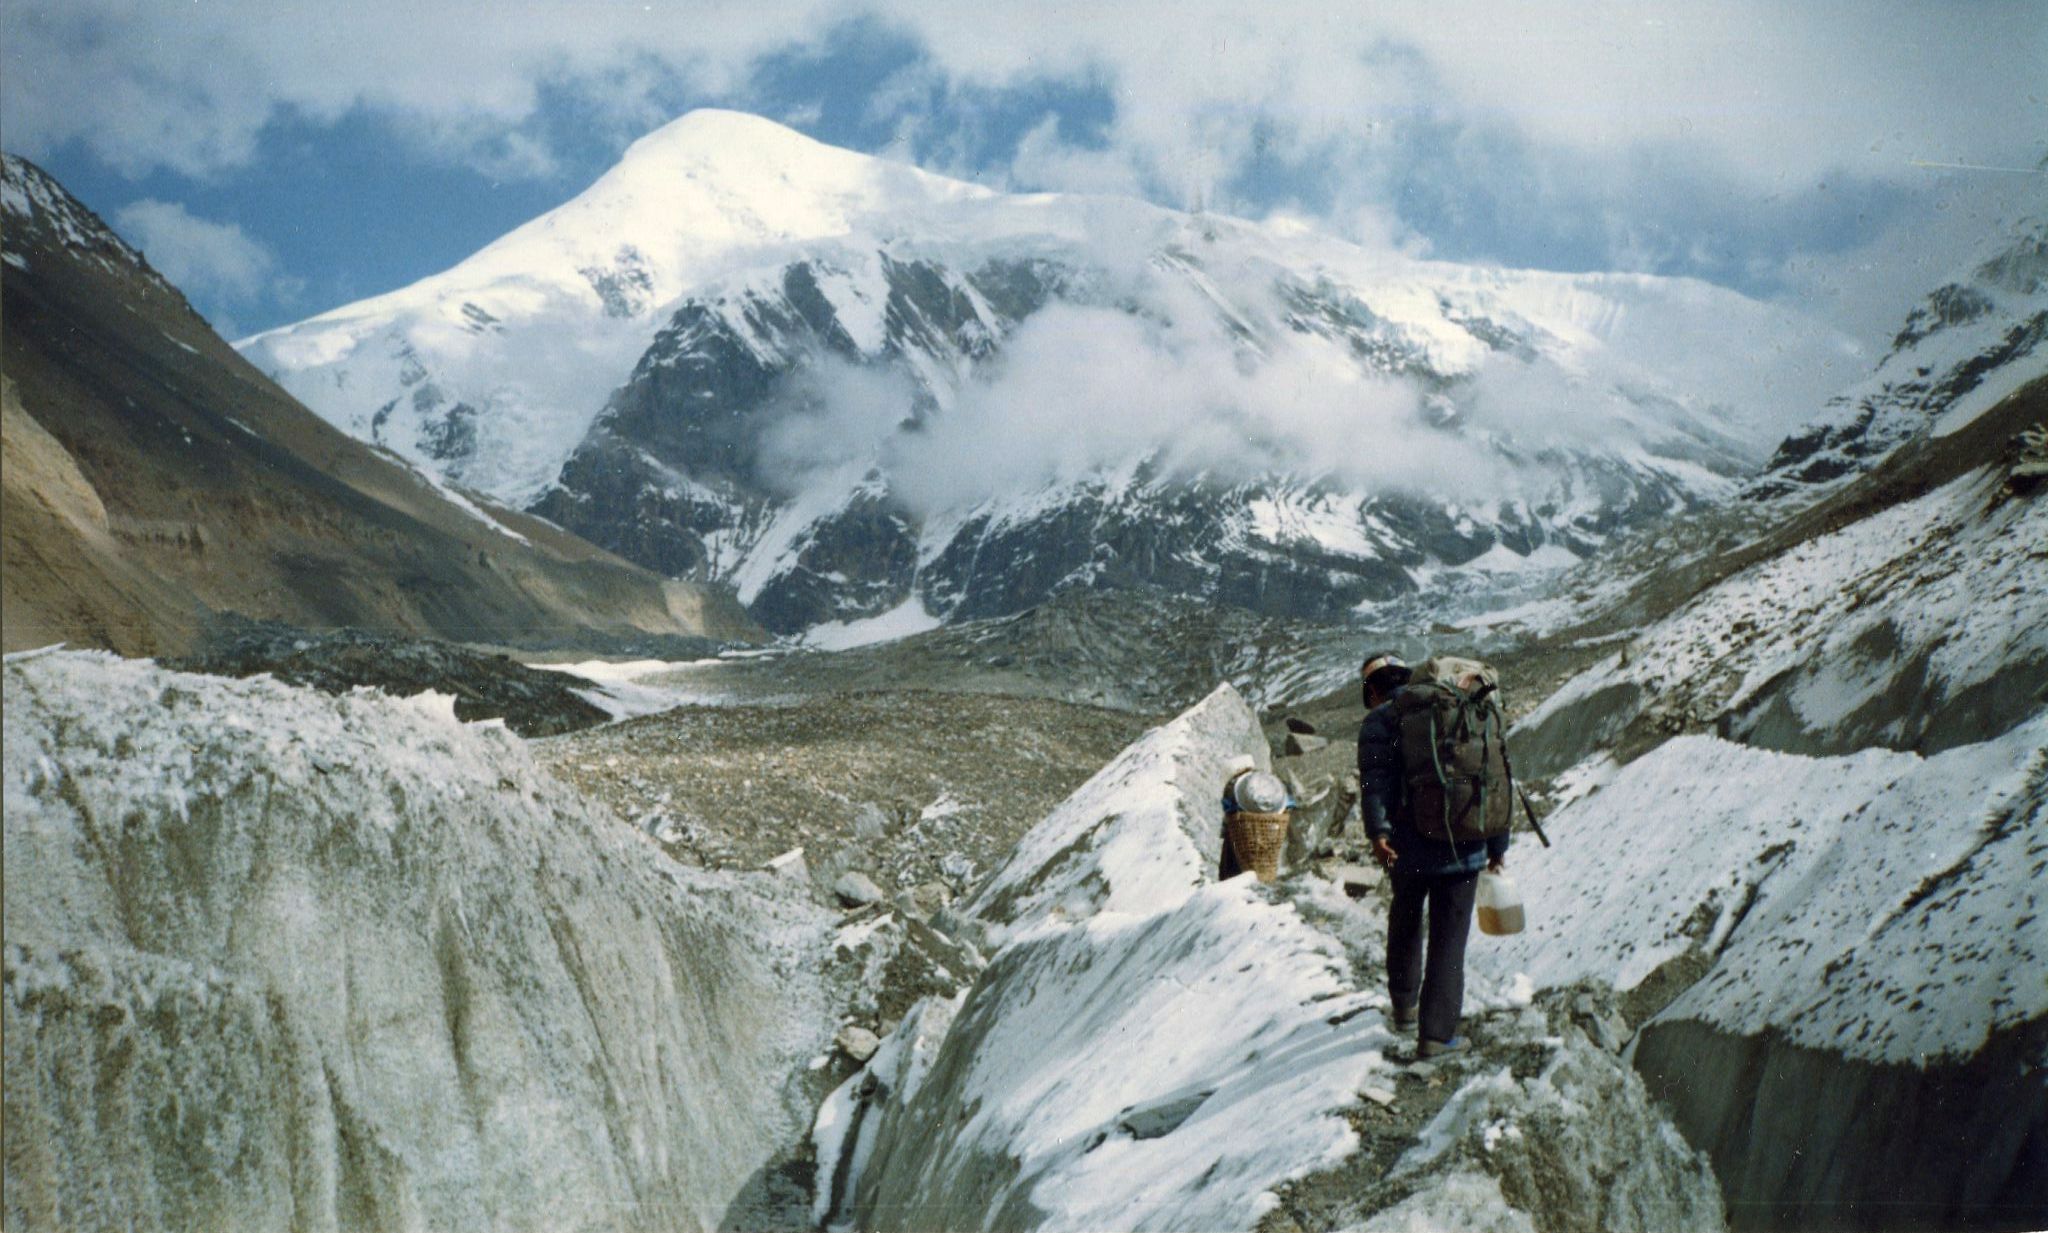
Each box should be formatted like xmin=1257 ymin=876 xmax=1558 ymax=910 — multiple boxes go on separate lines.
xmin=1752 ymin=221 xmax=2047 ymax=498
xmin=165 ymin=616 xmax=613 ymax=737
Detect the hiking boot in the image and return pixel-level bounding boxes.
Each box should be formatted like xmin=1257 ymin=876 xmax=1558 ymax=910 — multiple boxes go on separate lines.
xmin=1416 ymin=1036 xmax=1466 ymax=1059
xmin=1389 ymin=1002 xmax=1419 ymax=1031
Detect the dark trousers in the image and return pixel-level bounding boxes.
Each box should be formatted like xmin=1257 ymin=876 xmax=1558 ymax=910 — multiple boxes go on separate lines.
xmin=1387 ymin=867 xmax=1480 ymax=1044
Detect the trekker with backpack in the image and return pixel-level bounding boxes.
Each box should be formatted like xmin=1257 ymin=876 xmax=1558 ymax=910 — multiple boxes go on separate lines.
xmin=1357 ymin=651 xmax=1514 ymax=1059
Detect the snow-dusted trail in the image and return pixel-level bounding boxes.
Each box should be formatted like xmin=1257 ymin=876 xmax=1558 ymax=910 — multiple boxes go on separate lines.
xmin=819 ymin=685 xmax=1722 ymax=1232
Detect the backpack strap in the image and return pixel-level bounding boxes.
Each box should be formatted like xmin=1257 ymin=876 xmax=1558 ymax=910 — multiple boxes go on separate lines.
xmin=1425 ymin=711 xmax=1460 ymax=860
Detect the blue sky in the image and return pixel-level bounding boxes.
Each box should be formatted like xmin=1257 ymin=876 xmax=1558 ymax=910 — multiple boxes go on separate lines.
xmin=5 ymin=2 xmax=2042 ymax=342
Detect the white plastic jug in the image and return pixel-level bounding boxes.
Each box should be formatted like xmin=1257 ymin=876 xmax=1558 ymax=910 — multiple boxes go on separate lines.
xmin=1476 ymin=870 xmax=1525 ymax=936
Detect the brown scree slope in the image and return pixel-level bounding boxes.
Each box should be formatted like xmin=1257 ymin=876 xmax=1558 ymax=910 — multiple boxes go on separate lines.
xmin=0 ymin=154 xmax=758 ymax=656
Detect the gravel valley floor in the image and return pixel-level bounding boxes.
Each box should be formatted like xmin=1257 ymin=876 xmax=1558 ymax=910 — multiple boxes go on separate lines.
xmin=535 ymin=690 xmax=1166 ymax=902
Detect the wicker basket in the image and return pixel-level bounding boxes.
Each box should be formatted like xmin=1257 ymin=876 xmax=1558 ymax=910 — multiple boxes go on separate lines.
xmin=1226 ymin=809 xmax=1292 ymax=883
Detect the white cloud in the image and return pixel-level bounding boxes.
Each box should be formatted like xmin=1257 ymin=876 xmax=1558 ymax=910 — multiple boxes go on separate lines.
xmin=1007 ymin=116 xmax=1145 ymax=199
xmin=758 ymin=297 xmax=1695 ymax=518
xmin=7 ymin=1 xmax=2040 ymax=344
xmin=7 ymin=1 xmax=2039 ymax=192
xmin=886 ymin=1 xmax=2048 ymax=194
xmin=113 ymin=199 xmax=277 ymax=303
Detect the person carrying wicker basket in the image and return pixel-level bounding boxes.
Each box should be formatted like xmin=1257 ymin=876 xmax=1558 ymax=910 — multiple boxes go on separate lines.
xmin=1220 ymin=763 xmax=1296 ymax=882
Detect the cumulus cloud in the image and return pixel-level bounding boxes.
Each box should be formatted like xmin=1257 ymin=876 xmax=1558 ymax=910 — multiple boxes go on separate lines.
xmin=1 ymin=0 xmax=826 ymax=178
xmin=8 ymin=2 xmax=2039 ymax=193
xmin=113 ymin=199 xmax=278 ymax=303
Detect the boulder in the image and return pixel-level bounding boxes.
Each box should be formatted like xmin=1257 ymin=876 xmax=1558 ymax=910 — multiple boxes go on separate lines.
xmin=1328 ymin=862 xmax=1383 ymax=900
xmin=764 ymin=847 xmax=808 ymax=883
xmin=833 ymin=871 xmax=886 ymax=908
xmin=1284 ymin=731 xmax=1330 ymax=755
xmin=893 ymin=881 xmax=952 ymax=922
xmin=835 ymin=1025 xmax=882 ymax=1063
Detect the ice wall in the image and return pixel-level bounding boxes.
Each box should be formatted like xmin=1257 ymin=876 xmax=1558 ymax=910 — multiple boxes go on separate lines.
xmin=3 ymin=650 xmax=838 ymax=1232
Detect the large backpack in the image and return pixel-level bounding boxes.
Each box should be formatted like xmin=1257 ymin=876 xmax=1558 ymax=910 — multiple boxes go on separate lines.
xmin=1392 ymin=656 xmax=1515 ymax=846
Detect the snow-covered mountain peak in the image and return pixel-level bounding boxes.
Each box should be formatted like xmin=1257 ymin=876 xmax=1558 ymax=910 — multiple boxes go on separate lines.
xmin=249 ymin=110 xmax=991 ymax=342
xmin=239 ymin=110 xmax=1866 ymax=631
xmin=502 ymin=109 xmax=992 ymax=282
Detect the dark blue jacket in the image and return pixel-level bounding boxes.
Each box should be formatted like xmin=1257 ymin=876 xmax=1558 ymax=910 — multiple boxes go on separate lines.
xmin=1358 ymin=693 xmax=1509 ymax=877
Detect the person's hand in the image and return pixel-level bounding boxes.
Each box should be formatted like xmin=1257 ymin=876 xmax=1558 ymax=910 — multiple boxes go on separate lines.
xmin=1371 ymin=837 xmax=1398 ymax=869
xmin=1487 ymin=857 xmax=1506 ymax=875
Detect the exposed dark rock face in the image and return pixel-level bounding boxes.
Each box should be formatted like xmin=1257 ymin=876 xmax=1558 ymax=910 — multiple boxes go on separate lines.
xmin=528 ymin=252 xmax=1059 ymax=628
xmin=749 ymin=489 xmax=921 ymax=634
xmin=1635 ymin=1017 xmax=2048 ymax=1233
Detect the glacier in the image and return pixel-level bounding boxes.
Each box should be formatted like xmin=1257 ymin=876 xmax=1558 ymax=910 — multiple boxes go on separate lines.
xmin=3 ymin=649 xmax=840 ymax=1231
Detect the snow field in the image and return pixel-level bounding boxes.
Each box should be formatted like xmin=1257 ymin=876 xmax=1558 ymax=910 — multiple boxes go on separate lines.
xmin=1477 ymin=717 xmax=2048 ymax=1064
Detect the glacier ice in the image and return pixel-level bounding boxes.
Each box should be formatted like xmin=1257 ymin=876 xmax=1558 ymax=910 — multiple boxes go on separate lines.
xmin=4 ymin=650 xmax=839 ymax=1231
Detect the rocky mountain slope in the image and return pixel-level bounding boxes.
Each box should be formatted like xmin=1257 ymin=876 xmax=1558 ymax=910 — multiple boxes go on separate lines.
xmin=243 ymin=110 xmax=1852 ymax=636
xmin=1752 ymin=220 xmax=2046 ymax=496
xmin=0 ymin=154 xmax=756 ymax=656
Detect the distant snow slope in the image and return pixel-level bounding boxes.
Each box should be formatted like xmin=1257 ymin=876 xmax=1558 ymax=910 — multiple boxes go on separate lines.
xmin=242 ymin=110 xmax=1855 ymax=634
xmin=3 ymin=649 xmax=835 ymax=1231
xmin=1515 ymin=463 xmax=2048 ymax=772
